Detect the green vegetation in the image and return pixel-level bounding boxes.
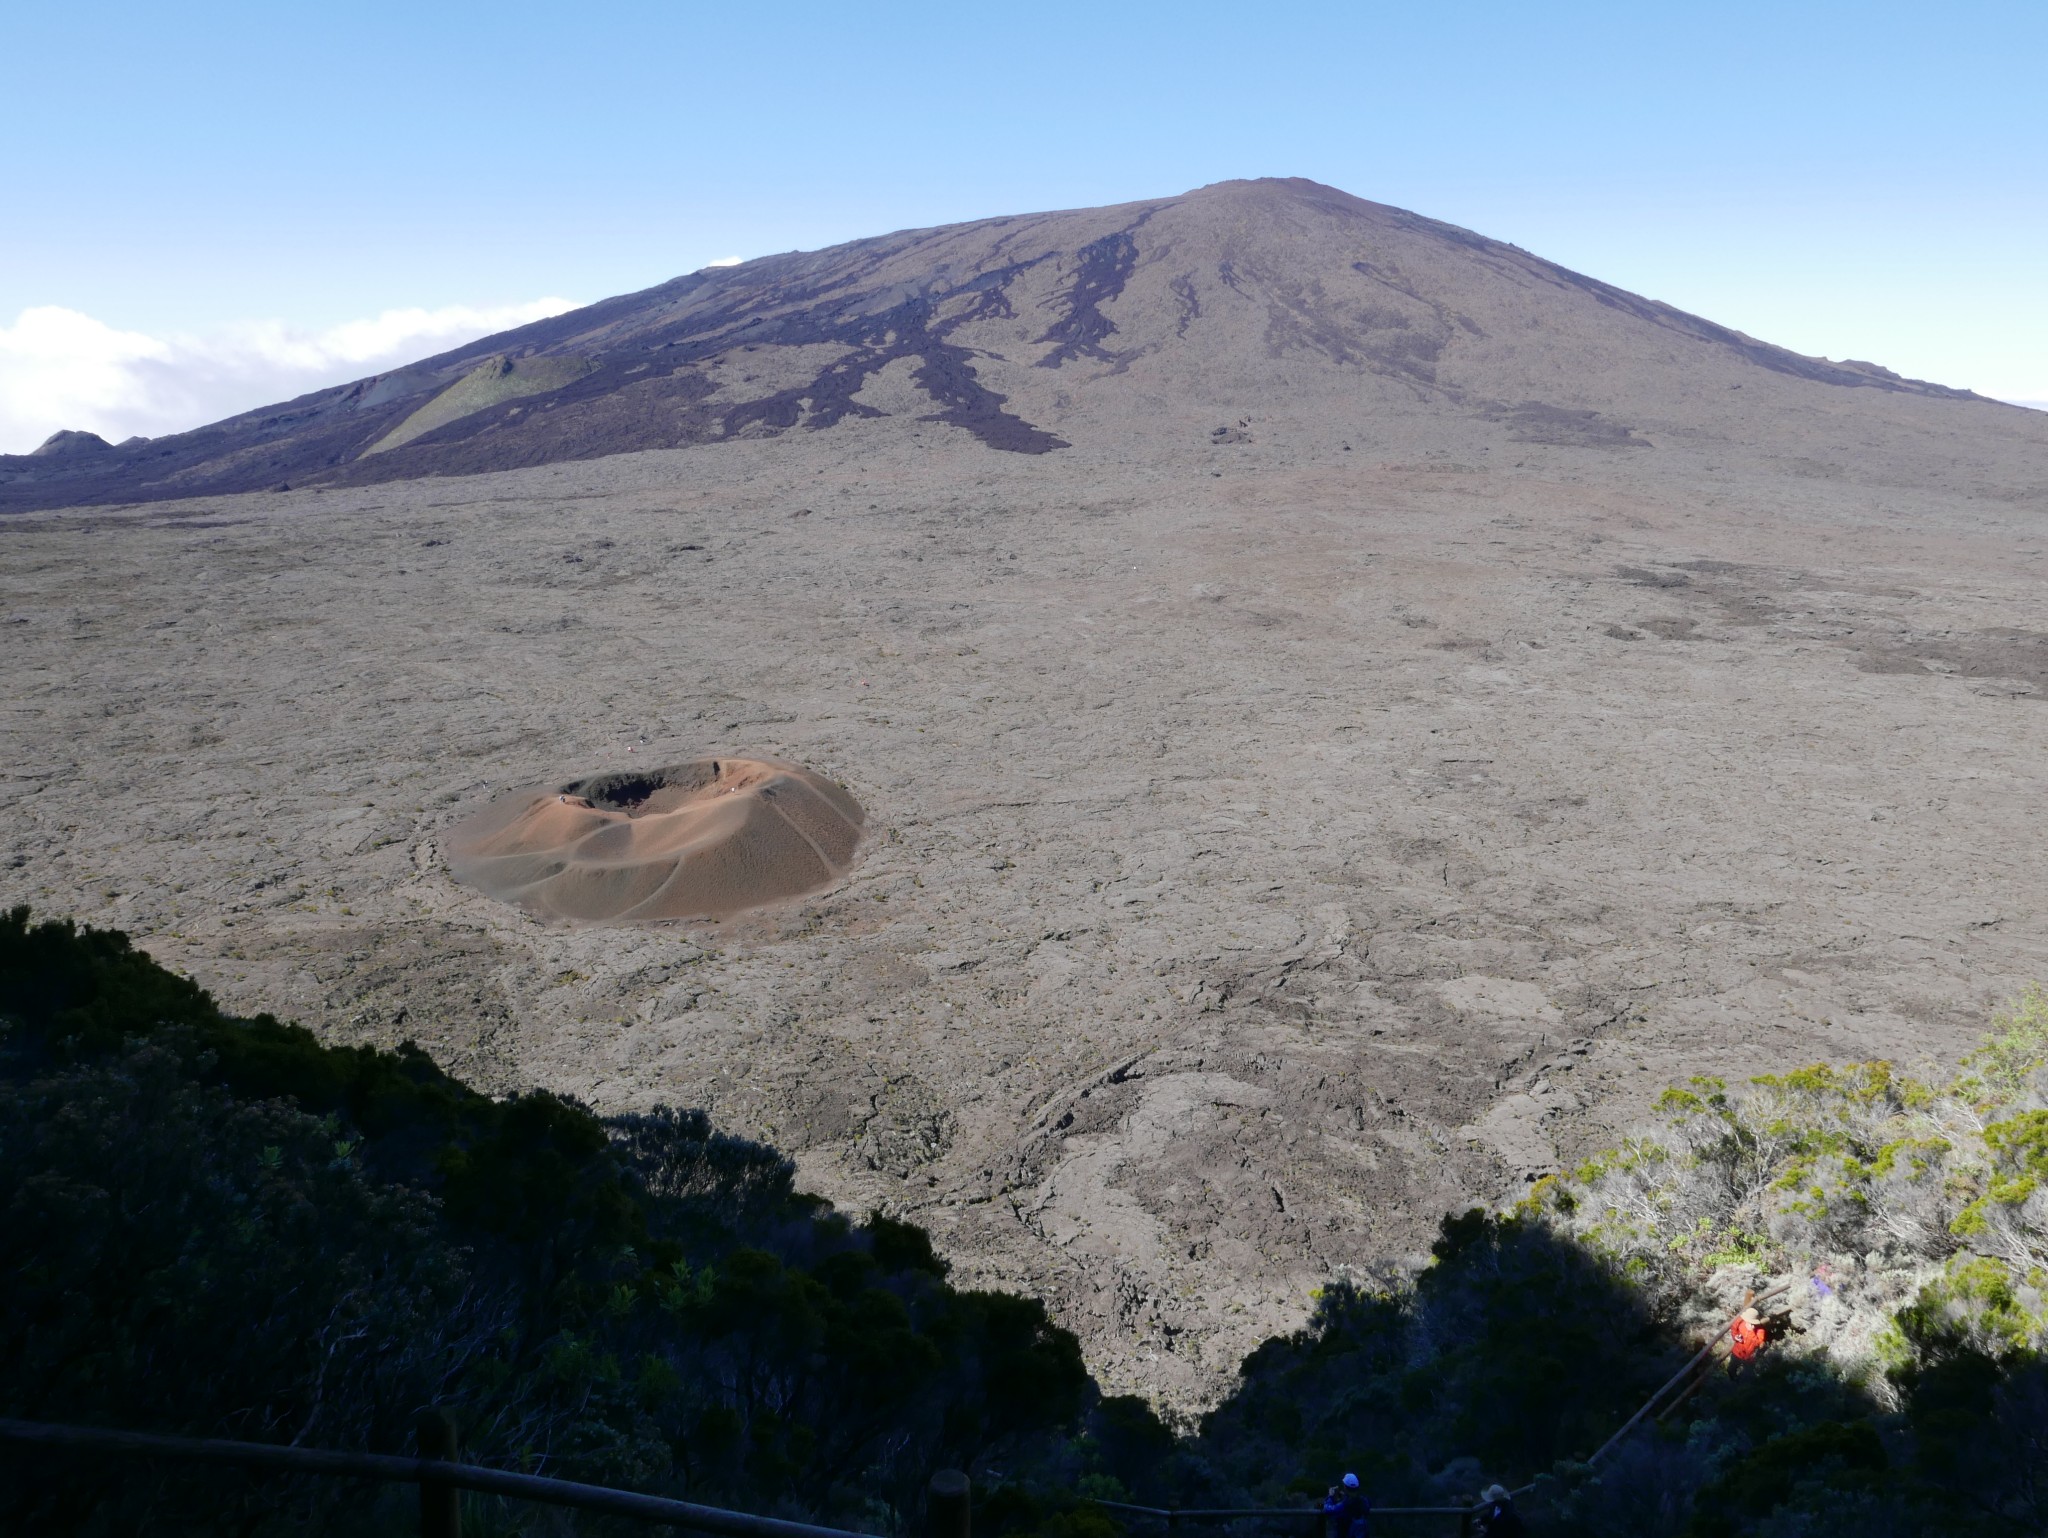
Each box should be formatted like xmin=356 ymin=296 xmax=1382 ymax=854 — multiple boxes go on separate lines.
xmin=363 ymin=353 xmax=595 ymax=456
xmin=1506 ymin=983 xmax=2048 ymax=1533
xmin=3 ymin=906 xmax=2044 ymax=1534
xmin=0 ymin=908 xmax=1086 ymax=1534
xmin=1058 ymin=986 xmax=2048 ymax=1533
xmin=1533 ymin=985 xmax=2048 ymax=1367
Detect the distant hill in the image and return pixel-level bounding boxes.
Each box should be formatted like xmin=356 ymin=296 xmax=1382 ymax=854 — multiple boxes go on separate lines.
xmin=2 ymin=177 xmax=2029 ymax=512
xmin=26 ymin=429 xmax=113 ymax=458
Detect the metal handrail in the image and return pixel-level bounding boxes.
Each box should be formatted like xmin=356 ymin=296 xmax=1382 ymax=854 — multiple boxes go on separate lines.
xmin=0 ymin=1417 xmax=879 ymax=1537
xmin=1092 ymin=1500 xmax=1473 ymax=1520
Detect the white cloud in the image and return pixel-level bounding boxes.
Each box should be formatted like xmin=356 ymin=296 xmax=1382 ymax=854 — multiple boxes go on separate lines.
xmin=0 ymin=297 xmax=579 ymax=455
xmin=702 ymin=256 xmax=744 ymax=269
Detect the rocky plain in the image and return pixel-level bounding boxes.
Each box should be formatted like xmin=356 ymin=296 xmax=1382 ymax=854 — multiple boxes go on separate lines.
xmin=3 ymin=179 xmax=2045 ymax=1413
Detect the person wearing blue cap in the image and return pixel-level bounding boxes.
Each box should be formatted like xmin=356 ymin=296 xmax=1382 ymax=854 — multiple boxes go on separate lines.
xmin=1322 ymin=1473 xmax=1370 ymax=1538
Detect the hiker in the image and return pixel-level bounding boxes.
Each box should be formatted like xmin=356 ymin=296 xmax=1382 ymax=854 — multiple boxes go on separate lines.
xmin=1474 ymin=1485 xmax=1525 ymax=1537
xmin=1322 ymin=1473 xmax=1370 ymax=1538
xmin=1728 ymin=1305 xmax=1768 ymax=1375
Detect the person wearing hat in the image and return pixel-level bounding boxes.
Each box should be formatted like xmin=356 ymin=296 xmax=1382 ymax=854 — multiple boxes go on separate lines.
xmin=1728 ymin=1305 xmax=1767 ymax=1376
xmin=1322 ymin=1473 xmax=1370 ymax=1538
xmin=1474 ymin=1484 xmax=1524 ymax=1537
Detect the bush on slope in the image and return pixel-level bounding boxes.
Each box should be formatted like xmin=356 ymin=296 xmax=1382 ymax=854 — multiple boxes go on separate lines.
xmin=1171 ymin=992 xmax=2048 ymax=1537
xmin=1514 ymin=987 xmax=2048 ymax=1533
xmin=0 ymin=908 xmax=1088 ymax=1535
xmin=1532 ymin=985 xmax=2048 ymax=1379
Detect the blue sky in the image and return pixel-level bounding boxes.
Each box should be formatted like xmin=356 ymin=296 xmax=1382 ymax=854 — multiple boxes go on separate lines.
xmin=4 ymin=0 xmax=2043 ymax=450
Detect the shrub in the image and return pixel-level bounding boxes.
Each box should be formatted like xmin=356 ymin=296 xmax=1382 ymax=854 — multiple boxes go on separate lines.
xmin=0 ymin=908 xmax=1089 ymax=1534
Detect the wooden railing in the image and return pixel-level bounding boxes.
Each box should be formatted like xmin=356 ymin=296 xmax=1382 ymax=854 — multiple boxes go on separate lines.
xmin=0 ymin=1414 xmax=943 ymax=1538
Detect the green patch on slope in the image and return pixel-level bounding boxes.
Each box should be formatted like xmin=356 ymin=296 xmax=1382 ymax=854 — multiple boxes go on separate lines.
xmin=362 ymin=353 xmax=594 ymax=456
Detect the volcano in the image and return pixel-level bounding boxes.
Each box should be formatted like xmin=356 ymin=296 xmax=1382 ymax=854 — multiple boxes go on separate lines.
xmin=444 ymin=758 xmax=865 ymax=925
xmin=2 ymin=177 xmax=2030 ymax=513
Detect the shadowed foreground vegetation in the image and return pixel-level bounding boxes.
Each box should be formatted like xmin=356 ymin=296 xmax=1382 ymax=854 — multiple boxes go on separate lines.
xmin=0 ymin=908 xmax=1086 ymax=1534
xmin=3 ymin=908 xmax=2044 ymax=1535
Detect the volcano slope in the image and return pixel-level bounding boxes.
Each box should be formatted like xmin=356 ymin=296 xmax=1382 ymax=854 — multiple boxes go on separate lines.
xmin=3 ymin=179 xmax=2046 ymax=1410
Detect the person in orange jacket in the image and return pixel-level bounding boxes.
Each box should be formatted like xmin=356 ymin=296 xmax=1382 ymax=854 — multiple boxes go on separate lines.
xmin=1728 ymin=1305 xmax=1768 ymax=1376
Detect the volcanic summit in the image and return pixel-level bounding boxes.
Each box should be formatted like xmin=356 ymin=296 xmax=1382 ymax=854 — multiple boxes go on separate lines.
xmin=3 ymin=178 xmax=2029 ymax=512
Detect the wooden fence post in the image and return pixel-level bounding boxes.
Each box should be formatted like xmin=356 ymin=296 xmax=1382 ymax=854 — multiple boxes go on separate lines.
xmin=928 ymin=1470 xmax=970 ymax=1538
xmin=416 ymin=1409 xmax=460 ymax=1538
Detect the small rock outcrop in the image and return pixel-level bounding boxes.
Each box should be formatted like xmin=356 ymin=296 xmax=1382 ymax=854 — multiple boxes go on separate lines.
xmin=29 ymin=430 xmax=114 ymax=457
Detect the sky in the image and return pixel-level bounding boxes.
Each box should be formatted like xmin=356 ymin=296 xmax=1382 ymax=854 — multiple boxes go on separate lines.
xmin=4 ymin=0 xmax=2044 ymax=453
